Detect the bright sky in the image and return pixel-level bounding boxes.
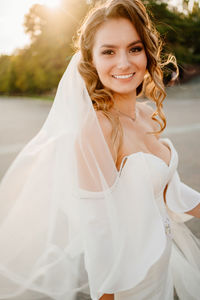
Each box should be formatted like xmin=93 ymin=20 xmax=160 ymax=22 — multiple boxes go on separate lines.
xmin=0 ymin=0 xmax=61 ymax=55
xmin=168 ymin=0 xmax=196 ymax=10
xmin=0 ymin=0 xmax=199 ymax=55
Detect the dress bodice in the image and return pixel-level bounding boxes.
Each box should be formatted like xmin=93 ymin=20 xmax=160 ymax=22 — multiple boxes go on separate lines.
xmin=77 ymin=138 xmax=200 ymax=300
xmin=113 ymin=138 xmax=200 ymax=300
xmin=117 ymin=138 xmax=179 ymax=238
xmin=119 ymin=137 xmax=178 ymax=198
xmin=144 ymin=138 xmax=178 ymax=196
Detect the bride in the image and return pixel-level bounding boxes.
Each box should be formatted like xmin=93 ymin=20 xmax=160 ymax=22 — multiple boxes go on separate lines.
xmin=0 ymin=1 xmax=199 ymax=300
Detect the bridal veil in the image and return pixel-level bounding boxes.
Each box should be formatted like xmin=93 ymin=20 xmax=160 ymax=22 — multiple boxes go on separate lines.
xmin=0 ymin=52 xmax=200 ymax=300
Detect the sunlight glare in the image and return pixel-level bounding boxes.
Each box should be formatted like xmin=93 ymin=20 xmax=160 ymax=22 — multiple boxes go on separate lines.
xmin=40 ymin=0 xmax=61 ymax=8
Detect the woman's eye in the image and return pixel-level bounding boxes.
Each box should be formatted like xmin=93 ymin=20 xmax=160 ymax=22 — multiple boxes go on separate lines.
xmin=130 ymin=46 xmax=143 ymax=53
xmin=102 ymin=50 xmax=114 ymax=55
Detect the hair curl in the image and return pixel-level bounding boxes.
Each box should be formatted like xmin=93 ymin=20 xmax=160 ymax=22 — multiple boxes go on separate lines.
xmin=75 ymin=0 xmax=178 ymax=156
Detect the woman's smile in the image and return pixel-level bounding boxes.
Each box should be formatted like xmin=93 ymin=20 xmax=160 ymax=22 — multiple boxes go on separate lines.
xmin=92 ymin=18 xmax=147 ymax=98
xmin=112 ymin=72 xmax=136 ymax=80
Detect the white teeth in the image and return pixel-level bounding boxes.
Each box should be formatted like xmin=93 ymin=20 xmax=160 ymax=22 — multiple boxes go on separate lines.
xmin=113 ymin=73 xmax=135 ymax=79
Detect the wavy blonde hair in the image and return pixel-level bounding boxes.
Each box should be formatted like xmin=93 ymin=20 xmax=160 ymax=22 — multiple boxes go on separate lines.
xmin=75 ymin=0 xmax=178 ymax=154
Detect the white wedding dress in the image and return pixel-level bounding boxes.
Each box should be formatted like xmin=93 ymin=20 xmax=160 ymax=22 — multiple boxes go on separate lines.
xmin=106 ymin=137 xmax=200 ymax=300
xmin=114 ymin=138 xmax=174 ymax=300
xmin=77 ymin=137 xmax=200 ymax=300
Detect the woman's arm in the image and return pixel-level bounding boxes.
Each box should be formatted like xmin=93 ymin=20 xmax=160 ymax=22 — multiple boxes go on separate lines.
xmin=186 ymin=203 xmax=200 ymax=218
xmin=99 ymin=294 xmax=114 ymax=300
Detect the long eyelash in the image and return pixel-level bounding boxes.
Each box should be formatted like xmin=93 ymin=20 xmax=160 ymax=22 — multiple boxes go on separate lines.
xmin=101 ymin=47 xmax=143 ymax=55
xmin=102 ymin=50 xmax=114 ymax=55
xmin=130 ymin=46 xmax=143 ymax=52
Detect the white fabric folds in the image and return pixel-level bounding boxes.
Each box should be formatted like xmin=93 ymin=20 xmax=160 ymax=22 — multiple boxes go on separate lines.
xmin=0 ymin=52 xmax=200 ymax=300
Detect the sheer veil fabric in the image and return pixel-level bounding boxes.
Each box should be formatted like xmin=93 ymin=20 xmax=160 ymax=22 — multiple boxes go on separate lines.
xmin=0 ymin=52 xmax=200 ymax=300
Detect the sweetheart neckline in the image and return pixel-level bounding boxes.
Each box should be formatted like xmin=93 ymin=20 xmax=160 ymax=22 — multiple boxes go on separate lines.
xmin=78 ymin=138 xmax=175 ymax=197
xmin=118 ymin=138 xmax=172 ymax=174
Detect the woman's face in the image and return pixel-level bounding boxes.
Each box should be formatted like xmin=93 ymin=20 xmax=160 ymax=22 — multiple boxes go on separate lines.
xmin=92 ymin=18 xmax=147 ymax=98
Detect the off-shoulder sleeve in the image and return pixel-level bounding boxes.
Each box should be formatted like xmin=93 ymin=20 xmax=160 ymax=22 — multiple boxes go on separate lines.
xmin=78 ymin=153 xmax=168 ymax=300
xmin=166 ymin=173 xmax=200 ymax=300
xmin=166 ymin=171 xmax=200 ymax=214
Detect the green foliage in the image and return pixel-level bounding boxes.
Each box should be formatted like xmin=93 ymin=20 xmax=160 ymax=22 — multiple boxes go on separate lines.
xmin=145 ymin=0 xmax=200 ymax=64
xmin=0 ymin=0 xmax=200 ymax=95
xmin=0 ymin=55 xmax=12 ymax=94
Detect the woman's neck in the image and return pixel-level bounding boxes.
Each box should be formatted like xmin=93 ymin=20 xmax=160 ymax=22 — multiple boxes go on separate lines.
xmin=113 ymin=91 xmax=137 ymax=117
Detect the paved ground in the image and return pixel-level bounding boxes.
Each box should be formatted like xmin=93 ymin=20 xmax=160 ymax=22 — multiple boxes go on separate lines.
xmin=0 ymin=79 xmax=199 ymax=299
xmin=0 ymin=97 xmax=51 ymax=179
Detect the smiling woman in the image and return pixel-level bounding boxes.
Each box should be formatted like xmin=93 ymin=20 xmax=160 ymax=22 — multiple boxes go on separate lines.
xmin=0 ymin=1 xmax=200 ymax=300
xmin=92 ymin=18 xmax=147 ymax=105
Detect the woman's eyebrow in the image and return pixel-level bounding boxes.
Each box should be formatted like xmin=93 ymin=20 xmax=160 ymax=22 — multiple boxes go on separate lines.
xmin=100 ymin=40 xmax=142 ymax=48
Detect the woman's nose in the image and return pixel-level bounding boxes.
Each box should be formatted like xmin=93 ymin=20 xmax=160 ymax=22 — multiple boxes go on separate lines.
xmin=117 ymin=53 xmax=131 ymax=70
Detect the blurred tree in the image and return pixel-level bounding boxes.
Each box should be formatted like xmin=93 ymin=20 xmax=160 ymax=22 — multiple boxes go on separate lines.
xmin=21 ymin=0 xmax=89 ymax=94
xmin=145 ymin=0 xmax=200 ymax=64
xmin=0 ymin=55 xmax=12 ymax=94
xmin=0 ymin=0 xmax=89 ymax=95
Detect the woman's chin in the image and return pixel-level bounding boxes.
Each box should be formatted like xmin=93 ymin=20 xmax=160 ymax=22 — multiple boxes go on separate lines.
xmin=112 ymin=87 xmax=137 ymax=97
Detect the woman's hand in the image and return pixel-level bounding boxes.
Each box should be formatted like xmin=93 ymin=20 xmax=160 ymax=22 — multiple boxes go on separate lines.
xmin=99 ymin=294 xmax=114 ymax=300
xmin=186 ymin=203 xmax=200 ymax=218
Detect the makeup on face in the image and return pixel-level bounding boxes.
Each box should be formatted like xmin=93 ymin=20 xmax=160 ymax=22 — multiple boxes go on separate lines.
xmin=92 ymin=18 xmax=147 ymax=98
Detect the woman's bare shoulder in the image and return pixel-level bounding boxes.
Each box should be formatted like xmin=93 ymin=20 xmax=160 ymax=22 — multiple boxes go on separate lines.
xmin=137 ymin=101 xmax=160 ymax=135
xmin=95 ymin=110 xmax=117 ymax=161
xmin=95 ymin=110 xmax=113 ymax=137
xmin=137 ymin=100 xmax=155 ymax=117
